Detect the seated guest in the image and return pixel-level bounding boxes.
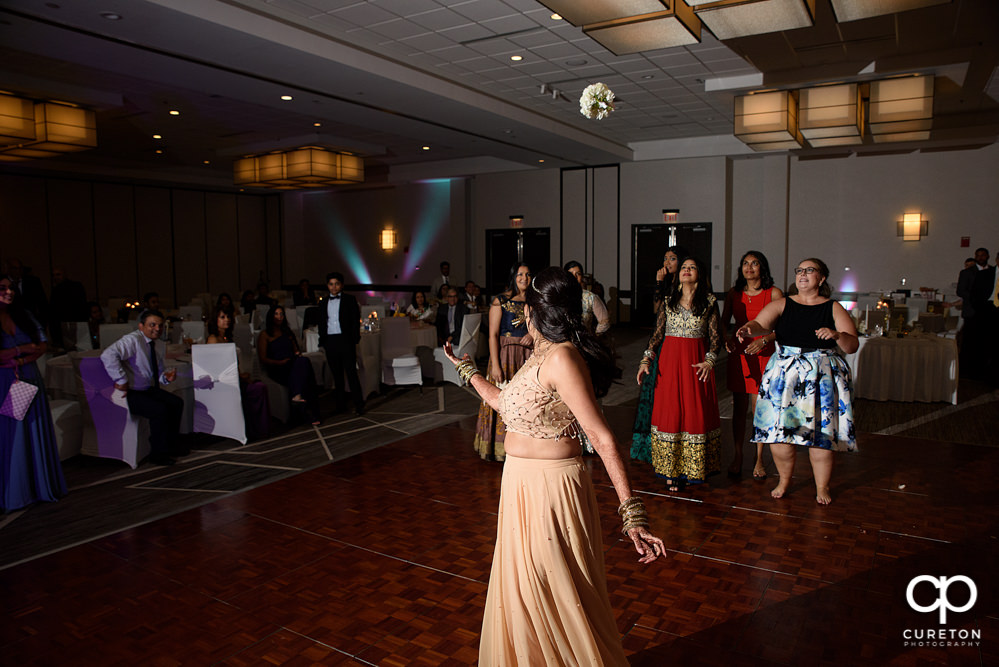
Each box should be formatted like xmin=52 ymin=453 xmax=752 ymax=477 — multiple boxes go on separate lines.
xmin=0 ymin=274 xmax=67 ymax=512
xmin=254 ymin=282 xmax=276 ymax=308
xmin=463 ymin=280 xmax=485 ymax=311
xmin=435 ymin=287 xmax=468 ymax=346
xmin=257 ymin=305 xmax=320 ymax=425
xmin=293 ymin=278 xmax=315 ymax=307
xmin=142 ymin=291 xmax=161 ymax=312
xmin=434 ymin=283 xmax=450 ymax=306
xmin=206 ymin=306 xmax=271 ymax=440
xmin=406 ymin=291 xmax=434 ymax=323
xmin=216 ymin=292 xmax=234 ymax=312
xmin=239 ymin=290 xmax=256 ymax=315
xmin=87 ymin=302 xmax=105 ymax=350
xmin=100 ymin=309 xmax=185 ymax=466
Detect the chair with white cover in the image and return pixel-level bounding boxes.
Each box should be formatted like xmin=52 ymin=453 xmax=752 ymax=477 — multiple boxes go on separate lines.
xmin=179 ymin=320 xmax=206 ymax=344
xmin=178 ymin=305 xmax=203 ymax=322
xmin=233 ymin=323 xmax=254 ymax=361
xmin=380 ymin=317 xmax=422 ymax=387
xmin=192 ymin=343 xmax=246 ymax=444
xmin=253 ymin=304 xmax=271 ymax=331
xmin=76 ymin=355 xmax=150 ymax=469
xmin=49 ymin=398 xmax=83 ymax=460
xmin=434 ymin=313 xmax=482 ymax=385
xmin=284 ymin=308 xmax=301 ymax=345
xmin=98 ymin=323 xmax=135 ymax=349
xmin=63 ymin=321 xmax=92 ymax=351
xmin=304 ymin=327 xmax=320 ymax=353
xmin=295 ymin=305 xmax=310 ymax=335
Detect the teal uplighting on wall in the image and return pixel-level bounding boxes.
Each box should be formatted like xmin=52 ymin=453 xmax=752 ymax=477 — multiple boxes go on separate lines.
xmin=403 ymin=179 xmax=451 ymax=281
xmin=314 ymin=199 xmax=372 ymax=285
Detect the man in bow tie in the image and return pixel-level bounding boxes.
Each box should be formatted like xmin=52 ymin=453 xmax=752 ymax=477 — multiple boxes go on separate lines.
xmin=318 ymin=272 xmax=364 ymax=415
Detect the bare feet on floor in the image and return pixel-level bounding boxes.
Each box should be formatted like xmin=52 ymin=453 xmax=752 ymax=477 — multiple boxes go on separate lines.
xmin=752 ymin=463 xmax=767 ymax=481
xmin=291 ymin=394 xmax=305 ymax=403
xmin=771 ymin=480 xmax=789 ymax=499
xmin=815 ymin=486 xmax=832 ymax=505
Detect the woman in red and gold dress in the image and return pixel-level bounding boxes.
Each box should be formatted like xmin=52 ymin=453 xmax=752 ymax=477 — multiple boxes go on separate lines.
xmin=721 ymin=251 xmax=783 ymax=480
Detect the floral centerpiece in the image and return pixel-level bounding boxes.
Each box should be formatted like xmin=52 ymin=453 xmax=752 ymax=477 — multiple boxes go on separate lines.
xmin=579 ymin=82 xmax=615 ymax=120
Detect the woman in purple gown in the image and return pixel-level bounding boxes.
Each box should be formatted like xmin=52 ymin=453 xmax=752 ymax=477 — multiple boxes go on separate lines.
xmin=257 ymin=305 xmax=320 ymax=425
xmin=0 ymin=275 xmax=67 ymax=512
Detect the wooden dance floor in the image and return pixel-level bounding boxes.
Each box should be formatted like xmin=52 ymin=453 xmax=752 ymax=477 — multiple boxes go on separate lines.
xmin=2 ymin=405 xmax=998 ymax=665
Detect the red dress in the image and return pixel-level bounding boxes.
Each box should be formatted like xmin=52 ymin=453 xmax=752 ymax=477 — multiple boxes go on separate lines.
xmin=727 ymin=289 xmax=774 ymax=394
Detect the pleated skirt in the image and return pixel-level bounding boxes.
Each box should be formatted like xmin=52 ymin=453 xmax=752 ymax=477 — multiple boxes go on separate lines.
xmin=479 ymin=455 xmax=628 ymax=667
xmin=474 ymin=336 xmax=532 ymax=461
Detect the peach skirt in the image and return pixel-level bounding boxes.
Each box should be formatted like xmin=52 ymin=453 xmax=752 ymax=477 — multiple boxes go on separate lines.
xmin=479 ymin=456 xmax=628 ymax=666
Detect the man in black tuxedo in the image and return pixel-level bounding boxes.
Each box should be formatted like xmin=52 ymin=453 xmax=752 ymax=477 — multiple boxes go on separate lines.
xmin=317 ymin=272 xmax=364 ymax=415
xmin=435 ymin=287 xmax=468 ymax=346
xmin=969 ymin=254 xmax=998 ymax=383
xmin=958 ymin=247 xmax=992 ymax=378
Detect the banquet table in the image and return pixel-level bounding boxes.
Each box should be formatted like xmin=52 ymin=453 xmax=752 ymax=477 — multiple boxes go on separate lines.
xmin=843 ymin=334 xmax=958 ymax=404
xmin=358 ymin=323 xmax=438 ymax=396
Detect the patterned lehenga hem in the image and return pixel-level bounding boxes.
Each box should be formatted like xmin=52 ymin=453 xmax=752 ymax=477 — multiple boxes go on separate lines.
xmin=650 ymin=426 xmax=722 ymax=482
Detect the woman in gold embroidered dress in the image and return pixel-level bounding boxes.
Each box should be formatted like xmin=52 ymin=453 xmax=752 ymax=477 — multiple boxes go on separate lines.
xmin=473 ymin=262 xmax=532 ymax=461
xmin=445 ymin=267 xmax=665 ymax=666
xmin=636 ymin=257 xmax=722 ymax=492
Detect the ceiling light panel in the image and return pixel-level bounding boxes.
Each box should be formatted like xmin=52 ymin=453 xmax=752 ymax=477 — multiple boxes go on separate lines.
xmin=584 ymin=7 xmax=702 ymax=56
xmin=694 ymin=0 xmax=816 ymax=40
xmin=829 ymin=0 xmax=951 ymax=23
xmin=536 ymin=1 xmax=670 ymax=27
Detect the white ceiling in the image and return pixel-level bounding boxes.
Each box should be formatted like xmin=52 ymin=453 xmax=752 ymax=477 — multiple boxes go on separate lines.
xmin=0 ymin=0 xmax=996 ymax=189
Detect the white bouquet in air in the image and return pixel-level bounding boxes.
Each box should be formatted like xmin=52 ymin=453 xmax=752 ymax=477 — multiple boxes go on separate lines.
xmin=579 ymin=82 xmax=615 ymax=120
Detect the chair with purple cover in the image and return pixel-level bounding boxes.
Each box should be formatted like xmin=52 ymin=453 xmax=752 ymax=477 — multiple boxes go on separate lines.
xmin=76 ymin=354 xmax=150 ymax=469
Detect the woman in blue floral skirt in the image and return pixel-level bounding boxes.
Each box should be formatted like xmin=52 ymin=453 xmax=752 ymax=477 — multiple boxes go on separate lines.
xmin=735 ymin=258 xmax=857 ymax=504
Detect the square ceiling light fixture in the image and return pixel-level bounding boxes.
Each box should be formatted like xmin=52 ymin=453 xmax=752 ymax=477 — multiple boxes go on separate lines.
xmin=869 ymin=75 xmax=933 ymax=143
xmin=686 ymin=0 xmax=815 ymax=39
xmin=234 ymin=146 xmax=364 ymax=189
xmin=734 ymin=90 xmax=803 ymax=151
xmin=537 ymin=0 xmax=671 ymax=26
xmin=798 ymin=83 xmax=863 ymax=147
xmin=583 ymin=2 xmax=701 ymax=55
xmin=0 ymin=96 xmax=97 ymax=162
xmin=830 ymin=0 xmax=951 ymax=23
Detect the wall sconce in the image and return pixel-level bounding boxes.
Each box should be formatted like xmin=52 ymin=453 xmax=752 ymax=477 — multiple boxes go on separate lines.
xmin=734 ymin=90 xmax=803 ymax=151
xmin=509 ymin=215 xmax=524 ymax=228
xmin=380 ymin=228 xmax=398 ymax=251
xmin=686 ymin=0 xmax=816 ymax=40
xmin=799 ymin=83 xmax=863 ymax=147
xmin=869 ymin=76 xmax=934 ymax=143
xmin=233 ymin=146 xmax=364 ymax=189
xmin=0 ymin=94 xmax=97 ymax=162
xmin=898 ymin=212 xmax=928 ymax=241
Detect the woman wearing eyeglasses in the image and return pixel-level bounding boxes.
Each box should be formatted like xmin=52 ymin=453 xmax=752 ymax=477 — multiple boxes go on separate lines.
xmin=736 ymin=258 xmax=858 ymax=504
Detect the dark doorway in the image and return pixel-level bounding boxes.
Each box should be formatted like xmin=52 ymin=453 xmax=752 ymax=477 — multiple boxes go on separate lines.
xmin=485 ymin=228 xmax=550 ymax=297
xmin=631 ymin=223 xmax=712 ymax=327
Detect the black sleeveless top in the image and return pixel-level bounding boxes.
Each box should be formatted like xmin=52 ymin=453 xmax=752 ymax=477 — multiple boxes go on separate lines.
xmin=775 ymin=298 xmax=836 ymax=349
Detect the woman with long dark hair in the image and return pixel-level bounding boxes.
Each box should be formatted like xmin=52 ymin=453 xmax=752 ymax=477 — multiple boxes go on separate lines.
xmin=257 ymin=305 xmax=320 ymax=425
xmin=631 ymin=244 xmax=688 ymax=462
xmin=736 ymin=258 xmax=857 ymax=504
xmin=636 ymin=257 xmax=722 ymax=492
xmin=721 ymin=251 xmax=783 ymax=480
xmin=473 ymin=262 xmax=532 ymax=461
xmin=206 ymin=305 xmax=271 ymax=440
xmin=444 ymin=267 xmax=664 ymax=665
xmin=0 ymin=275 xmax=67 ymax=512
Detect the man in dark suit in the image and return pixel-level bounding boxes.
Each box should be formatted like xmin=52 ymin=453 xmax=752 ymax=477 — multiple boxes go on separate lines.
xmin=317 ymin=272 xmax=364 ymax=415
xmin=5 ymin=258 xmax=48 ymax=328
xmin=435 ymin=287 xmax=468 ymax=346
xmin=958 ymin=247 xmax=992 ymax=378
xmin=969 ymin=255 xmax=998 ymax=383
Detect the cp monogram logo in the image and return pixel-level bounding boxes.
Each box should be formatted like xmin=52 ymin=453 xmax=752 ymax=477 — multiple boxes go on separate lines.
xmin=906 ymin=575 xmax=977 ymax=624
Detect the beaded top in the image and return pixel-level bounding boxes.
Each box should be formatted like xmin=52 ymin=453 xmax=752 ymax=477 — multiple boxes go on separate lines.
xmin=498 ymin=339 xmax=580 ymax=440
xmin=496 ymin=295 xmax=528 ymax=337
xmin=645 ymin=294 xmax=721 ymax=356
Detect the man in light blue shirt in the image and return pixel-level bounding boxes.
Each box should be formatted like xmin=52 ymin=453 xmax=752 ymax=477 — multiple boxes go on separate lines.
xmin=100 ymin=309 xmax=184 ymax=465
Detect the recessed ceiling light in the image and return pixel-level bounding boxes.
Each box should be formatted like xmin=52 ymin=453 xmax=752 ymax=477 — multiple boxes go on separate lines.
xmin=538 ymin=159 xmax=545 ymax=163
xmin=510 ymin=55 xmax=523 ymax=61
xmin=565 ymin=59 xmax=588 ymax=67
xmin=642 ymin=75 xmax=654 ymax=80
xmin=280 ymin=95 xmax=293 ymax=101
xmin=152 ymin=134 xmax=162 ymax=139
xmin=169 ymin=110 xmax=180 ymax=116
xmin=155 ymin=149 xmax=163 ymax=154
xmin=203 ymin=160 xmax=210 ymax=164
xmin=422 ymin=146 xmax=430 ymax=150
xmin=313 ymin=122 xmax=321 ymax=127
xmin=551 ymin=13 xmax=562 ymax=20
xmin=99 ymin=11 xmax=121 ymax=20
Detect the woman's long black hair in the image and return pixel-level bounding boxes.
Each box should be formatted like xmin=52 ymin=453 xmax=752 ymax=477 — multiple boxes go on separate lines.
xmin=208 ymin=304 xmax=235 ymax=340
xmin=507 ymin=262 xmax=530 ymax=297
xmin=660 ymin=244 xmax=690 ymax=297
xmin=525 ymin=267 xmax=615 ymax=397
xmin=265 ymin=305 xmax=294 ymax=339
xmin=666 ymin=256 xmax=713 ymax=316
xmin=732 ymin=250 xmax=775 ymax=292
xmin=0 ymin=275 xmax=42 ymax=344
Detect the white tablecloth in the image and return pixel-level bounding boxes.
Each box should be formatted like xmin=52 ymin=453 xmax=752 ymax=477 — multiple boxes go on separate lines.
xmin=357 ymin=324 xmax=438 ymax=396
xmin=843 ymin=334 xmax=958 ymax=404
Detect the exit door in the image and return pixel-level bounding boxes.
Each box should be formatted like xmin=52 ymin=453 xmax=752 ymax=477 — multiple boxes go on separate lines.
xmin=631 ymin=223 xmax=712 ymax=327
xmin=485 ymin=228 xmax=550 ymax=297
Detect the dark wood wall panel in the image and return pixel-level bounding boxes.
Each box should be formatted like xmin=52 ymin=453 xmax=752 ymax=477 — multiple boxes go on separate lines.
xmin=92 ymin=183 xmax=137 ymax=300
xmin=0 ymin=175 xmax=49 ymax=286
xmin=171 ymin=190 xmax=208 ymax=306
xmin=133 ymin=187 xmax=175 ymax=307
xmin=237 ymin=196 xmax=268 ymax=292
xmin=265 ymin=197 xmax=282 ymax=286
xmin=204 ymin=193 xmax=239 ymax=298
xmin=47 ymin=180 xmax=95 ymax=295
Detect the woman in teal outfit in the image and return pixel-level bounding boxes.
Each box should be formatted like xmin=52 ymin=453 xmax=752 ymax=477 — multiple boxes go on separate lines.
xmin=631 ymin=245 xmax=688 ymax=462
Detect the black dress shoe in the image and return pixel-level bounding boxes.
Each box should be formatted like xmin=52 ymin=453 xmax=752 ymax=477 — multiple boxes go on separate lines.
xmin=355 ymin=405 xmax=365 ymax=416
xmin=149 ymin=455 xmax=176 ymax=466
xmin=170 ymin=448 xmax=191 ymax=457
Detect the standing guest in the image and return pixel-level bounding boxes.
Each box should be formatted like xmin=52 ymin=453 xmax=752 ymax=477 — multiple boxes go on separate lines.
xmin=636 ymin=257 xmax=721 ymax=492
xmin=405 ymin=291 xmax=434 ymax=323
xmin=564 ymin=261 xmax=610 ymax=335
xmin=473 ymin=263 xmax=532 ymax=462
xmin=970 ymin=253 xmax=998 ymax=383
xmin=0 ymin=275 xmax=67 ymax=512
xmin=957 ymin=247 xmax=992 ymax=379
xmin=631 ymin=244 xmax=688 ymax=463
xmin=206 ymin=306 xmax=271 ymax=440
xmin=5 ymin=259 xmax=48 ymax=329
xmin=48 ymin=267 xmax=88 ymax=349
xmin=317 ymin=272 xmax=364 ymax=416
xmin=239 ymin=290 xmax=256 ymax=315
xmin=100 ymin=309 xmax=184 ymax=466
xmin=86 ymin=302 xmax=105 ymax=350
xmin=258 ymin=306 xmax=320 ymax=425
xmin=737 ymin=258 xmax=858 ymax=504
xmin=429 ymin=261 xmax=452 ymax=302
xmin=293 ymin=278 xmax=315 ymax=307
xmin=721 ymin=251 xmax=783 ymax=480
xmin=443 ymin=267 xmax=665 ymax=665
xmin=435 ymin=287 xmax=468 ymax=346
